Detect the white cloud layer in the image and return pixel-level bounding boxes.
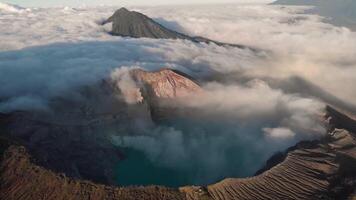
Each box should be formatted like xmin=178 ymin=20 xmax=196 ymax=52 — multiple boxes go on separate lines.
xmin=1 ymin=3 xmax=355 ymax=104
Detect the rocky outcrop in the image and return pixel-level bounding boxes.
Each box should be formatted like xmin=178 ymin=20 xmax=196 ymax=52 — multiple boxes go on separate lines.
xmin=104 ymin=8 xmax=248 ymax=49
xmin=126 ymin=68 xmax=203 ymax=122
xmin=130 ymin=68 xmax=202 ymax=100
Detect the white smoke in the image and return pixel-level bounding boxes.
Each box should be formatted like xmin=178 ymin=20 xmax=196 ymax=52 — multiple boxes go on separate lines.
xmin=263 ymin=127 xmax=295 ymax=139
xmin=111 ymin=67 xmax=143 ymax=104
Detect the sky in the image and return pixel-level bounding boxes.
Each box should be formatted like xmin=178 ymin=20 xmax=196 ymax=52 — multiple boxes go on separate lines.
xmin=2 ymin=0 xmax=274 ymax=7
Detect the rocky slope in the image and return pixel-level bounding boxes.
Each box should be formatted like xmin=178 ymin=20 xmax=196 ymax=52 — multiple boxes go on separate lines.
xmin=104 ymin=8 xmax=248 ymax=49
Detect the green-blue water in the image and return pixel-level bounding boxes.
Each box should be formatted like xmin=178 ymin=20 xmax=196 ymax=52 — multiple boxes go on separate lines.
xmin=115 ymin=148 xmax=191 ymax=187
xmin=115 ymin=144 xmax=268 ymax=187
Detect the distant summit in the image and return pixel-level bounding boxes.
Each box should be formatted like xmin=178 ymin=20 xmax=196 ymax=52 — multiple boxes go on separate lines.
xmin=272 ymin=0 xmax=356 ymax=30
xmin=105 ymin=8 xmax=189 ymax=40
xmin=104 ymin=8 xmax=248 ymax=49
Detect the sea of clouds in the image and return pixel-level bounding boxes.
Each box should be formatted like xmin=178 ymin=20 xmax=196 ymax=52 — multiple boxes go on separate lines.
xmin=0 ymin=2 xmax=355 ymax=184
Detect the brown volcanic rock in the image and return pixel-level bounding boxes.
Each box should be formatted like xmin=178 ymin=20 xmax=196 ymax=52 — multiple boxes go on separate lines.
xmin=130 ymin=68 xmax=202 ymax=100
xmin=202 ymin=129 xmax=355 ymax=200
xmin=127 ymin=68 xmax=203 ymax=122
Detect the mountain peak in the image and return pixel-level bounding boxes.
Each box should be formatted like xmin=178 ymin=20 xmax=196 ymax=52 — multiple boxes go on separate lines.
xmin=112 ymin=7 xmax=133 ymax=16
xmin=117 ymin=7 xmax=129 ymax=12
xmin=105 ymin=8 xmax=188 ymax=39
xmin=104 ymin=8 xmax=250 ymax=49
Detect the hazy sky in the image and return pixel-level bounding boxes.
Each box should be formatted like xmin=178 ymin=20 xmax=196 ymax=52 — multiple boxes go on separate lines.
xmin=2 ymin=0 xmax=273 ymax=7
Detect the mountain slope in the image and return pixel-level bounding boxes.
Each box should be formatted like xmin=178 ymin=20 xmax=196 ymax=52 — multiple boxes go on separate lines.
xmin=105 ymin=8 xmax=189 ymax=40
xmin=104 ymin=8 xmax=248 ymax=49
